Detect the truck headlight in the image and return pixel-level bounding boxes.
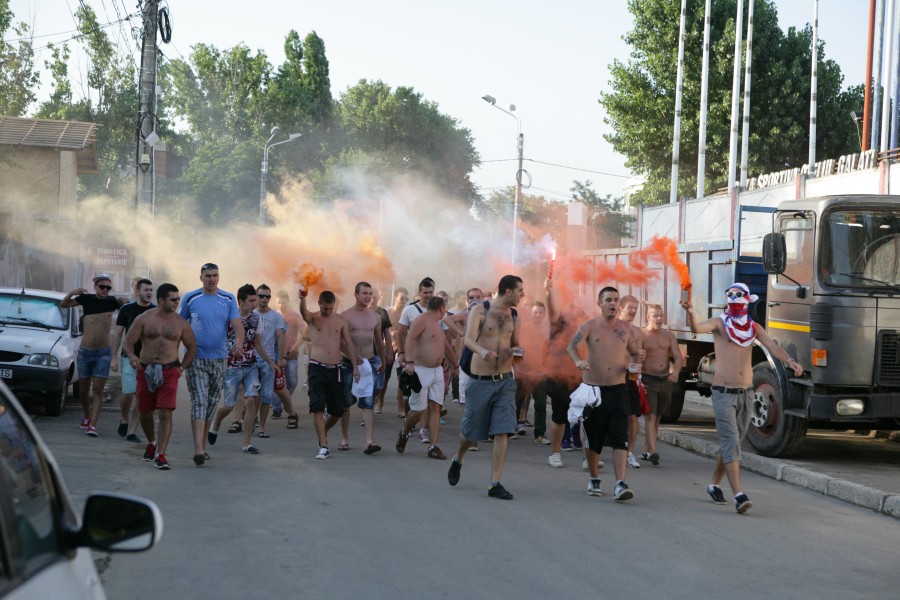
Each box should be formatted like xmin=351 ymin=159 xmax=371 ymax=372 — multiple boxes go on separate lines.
xmin=836 ymin=399 xmax=865 ymax=416
xmin=28 ymin=354 xmax=59 ymax=368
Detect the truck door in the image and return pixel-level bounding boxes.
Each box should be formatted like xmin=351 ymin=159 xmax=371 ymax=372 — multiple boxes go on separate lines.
xmin=767 ymin=211 xmax=815 ymax=362
xmin=737 ymin=206 xmax=777 ymax=321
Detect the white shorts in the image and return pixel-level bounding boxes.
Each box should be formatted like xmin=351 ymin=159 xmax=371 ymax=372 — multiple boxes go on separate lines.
xmin=409 ymin=365 xmax=444 ymax=412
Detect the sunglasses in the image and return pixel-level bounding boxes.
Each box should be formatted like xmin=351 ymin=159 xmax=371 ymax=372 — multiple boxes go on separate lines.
xmin=201 ymin=263 xmax=219 ymax=271
xmin=97 ymin=285 xmax=112 ymax=291
xmin=257 ymin=294 xmax=271 ymax=299
xmin=167 ymin=297 xmax=180 ymax=303
xmin=725 ymin=291 xmax=747 ymax=299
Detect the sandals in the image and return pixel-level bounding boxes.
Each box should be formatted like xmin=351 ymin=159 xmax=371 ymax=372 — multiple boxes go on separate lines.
xmin=227 ymin=421 xmax=242 ymax=433
xmin=287 ymin=414 xmax=299 ymax=429
xmin=337 ymin=443 xmax=350 ymax=451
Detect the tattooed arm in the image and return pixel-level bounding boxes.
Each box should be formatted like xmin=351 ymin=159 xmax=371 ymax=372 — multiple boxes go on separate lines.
xmin=567 ymin=323 xmax=590 ymax=371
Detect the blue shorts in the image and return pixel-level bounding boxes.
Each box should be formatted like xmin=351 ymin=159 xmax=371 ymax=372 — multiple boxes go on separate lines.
xmin=224 ymin=365 xmax=261 ymax=407
xmin=120 ymin=356 xmax=137 ymax=394
xmin=284 ymin=358 xmax=299 ymax=394
xmin=258 ymin=360 xmax=276 ymax=405
xmin=78 ymin=347 xmax=112 ymax=380
xmin=460 ymin=374 xmax=517 ymax=441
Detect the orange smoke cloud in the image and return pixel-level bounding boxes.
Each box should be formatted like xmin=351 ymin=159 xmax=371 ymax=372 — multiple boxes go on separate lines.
xmin=293 ymin=263 xmax=325 ymax=288
xmin=632 ymin=235 xmax=692 ymax=289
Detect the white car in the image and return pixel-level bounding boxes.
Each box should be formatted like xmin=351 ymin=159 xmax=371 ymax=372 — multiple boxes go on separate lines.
xmin=0 ymin=288 xmax=82 ymax=416
xmin=0 ymin=380 xmax=162 ymax=599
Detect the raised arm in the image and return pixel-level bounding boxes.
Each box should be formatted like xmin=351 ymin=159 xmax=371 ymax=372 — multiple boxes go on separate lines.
xmin=544 ymin=278 xmax=559 ymax=323
xmin=567 ymin=322 xmax=590 ymax=371
xmin=60 ymin=288 xmax=86 ymax=308
xmin=682 ymin=302 xmax=719 ymax=334
xmin=298 ymin=289 xmax=314 ymax=323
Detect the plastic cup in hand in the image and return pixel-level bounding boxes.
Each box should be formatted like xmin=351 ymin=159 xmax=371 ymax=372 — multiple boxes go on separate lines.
xmin=628 ymin=363 xmax=641 ymax=381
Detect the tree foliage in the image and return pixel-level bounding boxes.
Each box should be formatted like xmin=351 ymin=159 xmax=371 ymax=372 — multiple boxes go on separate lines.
xmin=600 ymin=0 xmax=862 ymax=205
xmin=570 ymin=180 xmax=635 ymax=247
xmin=0 ymin=0 xmax=39 ymax=117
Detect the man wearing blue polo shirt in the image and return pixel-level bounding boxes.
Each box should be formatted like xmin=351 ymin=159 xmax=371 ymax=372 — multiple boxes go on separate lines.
xmin=179 ymin=263 xmax=244 ymax=466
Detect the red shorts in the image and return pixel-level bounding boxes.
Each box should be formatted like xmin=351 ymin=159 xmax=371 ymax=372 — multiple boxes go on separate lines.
xmin=274 ymin=371 xmax=286 ymax=391
xmin=137 ymin=364 xmax=180 ymax=412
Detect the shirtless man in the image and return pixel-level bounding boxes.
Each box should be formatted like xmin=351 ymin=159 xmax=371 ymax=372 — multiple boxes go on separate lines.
xmin=447 ymin=275 xmax=524 ymax=500
xmin=683 ymin=283 xmax=802 ymax=513
xmin=397 ymin=296 xmax=457 ymax=459
xmin=618 ymin=295 xmax=646 ymax=469
xmin=122 ymin=283 xmax=197 ymax=470
xmin=387 ymin=287 xmax=409 ymax=418
xmin=567 ymin=286 xmax=641 ymax=501
xmin=340 ymin=282 xmax=385 ymax=454
xmin=61 ymin=274 xmax=128 ymax=436
xmin=640 ymin=304 xmax=683 ymax=465
xmin=110 ymin=278 xmax=155 ymax=442
xmin=298 ymin=287 xmax=360 ymax=459
xmin=275 ymin=290 xmax=306 ymax=396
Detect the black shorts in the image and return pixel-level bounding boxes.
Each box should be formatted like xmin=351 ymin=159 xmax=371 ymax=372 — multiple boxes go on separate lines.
xmin=547 ymin=377 xmax=577 ymax=425
xmin=582 ymin=384 xmax=629 ymax=451
xmin=626 ymin=379 xmax=641 ymax=416
xmin=308 ymin=362 xmax=345 ymax=417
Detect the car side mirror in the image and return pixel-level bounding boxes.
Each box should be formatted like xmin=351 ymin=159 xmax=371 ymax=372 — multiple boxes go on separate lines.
xmin=763 ymin=233 xmax=786 ymax=274
xmin=78 ymin=493 xmax=163 ymax=552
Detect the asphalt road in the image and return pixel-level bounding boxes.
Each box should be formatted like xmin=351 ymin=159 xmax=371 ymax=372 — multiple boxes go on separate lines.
xmin=23 ymin=380 xmax=900 ymax=600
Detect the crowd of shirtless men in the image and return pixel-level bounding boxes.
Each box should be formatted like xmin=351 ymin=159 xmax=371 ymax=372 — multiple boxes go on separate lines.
xmin=61 ymin=262 xmax=802 ymax=511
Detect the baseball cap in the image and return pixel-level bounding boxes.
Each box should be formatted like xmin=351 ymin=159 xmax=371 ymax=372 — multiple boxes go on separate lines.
xmin=92 ymin=273 xmax=112 ymax=284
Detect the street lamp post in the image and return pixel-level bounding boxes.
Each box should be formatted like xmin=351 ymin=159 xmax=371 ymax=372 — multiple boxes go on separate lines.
xmin=259 ymin=128 xmax=301 ymax=226
xmin=483 ymin=94 xmax=523 ymax=267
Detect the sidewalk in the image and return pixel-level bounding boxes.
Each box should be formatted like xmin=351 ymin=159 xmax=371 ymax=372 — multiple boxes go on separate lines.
xmin=658 ymin=396 xmax=900 ymax=519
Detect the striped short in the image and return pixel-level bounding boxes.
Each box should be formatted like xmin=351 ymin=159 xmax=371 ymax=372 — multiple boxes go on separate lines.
xmin=186 ymin=358 xmax=226 ymax=421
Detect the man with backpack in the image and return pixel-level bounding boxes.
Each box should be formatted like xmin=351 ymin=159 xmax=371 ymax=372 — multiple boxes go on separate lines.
xmin=448 ymin=275 xmax=524 ymax=500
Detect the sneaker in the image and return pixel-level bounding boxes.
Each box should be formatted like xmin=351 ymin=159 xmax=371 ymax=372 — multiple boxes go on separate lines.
xmin=207 ymin=430 xmax=218 ymax=446
xmin=427 ymin=445 xmax=447 ymax=460
xmin=117 ymin=422 xmax=128 ymax=437
xmin=418 ymin=428 xmax=430 ymax=444
xmin=396 ymin=430 xmax=409 ymax=454
xmin=154 ymin=453 xmax=170 ymax=470
xmin=374 ymin=406 xmax=383 ymax=414
xmin=142 ymin=442 xmax=156 ymax=462
xmin=735 ymin=492 xmax=753 ymax=513
xmin=316 ymin=446 xmax=330 ymax=460
xmin=193 ymin=453 xmax=205 ymax=466
xmin=534 ymin=435 xmax=551 ymax=445
xmin=125 ymin=433 xmax=141 ymax=443
xmin=582 ymin=458 xmax=588 ymax=470
xmin=272 ymin=409 xmax=283 ymax=419
xmin=614 ymin=481 xmax=634 ymax=502
xmin=242 ymin=445 xmax=260 ymax=454
xmin=587 ymin=478 xmax=603 ymax=496
xmin=80 ymin=417 xmax=90 ymax=429
xmin=627 ymin=453 xmax=641 ymax=468
xmin=640 ymin=452 xmax=660 ymax=466
xmin=448 ymin=457 xmax=462 ymax=486
xmin=86 ymin=426 xmax=98 ymax=437
xmin=488 ymin=483 xmax=514 ymax=500
xmin=440 ymin=408 xmax=448 ymax=417
xmin=515 ymin=422 xmax=527 ymax=436
xmin=561 ymin=438 xmax=573 ymax=452
xmin=707 ymin=485 xmax=728 ymax=505
xmin=548 ymin=453 xmax=564 ymax=468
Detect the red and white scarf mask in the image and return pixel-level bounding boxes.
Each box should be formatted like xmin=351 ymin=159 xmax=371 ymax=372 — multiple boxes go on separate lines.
xmin=720 ymin=284 xmax=757 ymax=347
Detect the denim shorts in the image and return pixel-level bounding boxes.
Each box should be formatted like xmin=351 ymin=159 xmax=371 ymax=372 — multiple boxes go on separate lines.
xmin=258 ymin=360 xmax=276 ymax=405
xmin=284 ymin=359 xmax=299 ymax=394
xmin=119 ymin=356 xmax=137 ymax=394
xmin=224 ymin=365 xmax=261 ymax=407
xmin=78 ymin=347 xmax=112 ymax=380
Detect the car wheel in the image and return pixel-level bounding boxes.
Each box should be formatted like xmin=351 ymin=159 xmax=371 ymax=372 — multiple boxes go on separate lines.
xmin=44 ymin=385 xmax=67 ymax=417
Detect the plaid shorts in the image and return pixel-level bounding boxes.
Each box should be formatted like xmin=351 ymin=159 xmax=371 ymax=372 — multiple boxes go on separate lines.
xmin=186 ymin=358 xmax=226 ymax=421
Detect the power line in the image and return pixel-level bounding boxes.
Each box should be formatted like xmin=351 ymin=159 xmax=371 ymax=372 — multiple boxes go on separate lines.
xmin=477 ymin=157 xmax=631 ymax=179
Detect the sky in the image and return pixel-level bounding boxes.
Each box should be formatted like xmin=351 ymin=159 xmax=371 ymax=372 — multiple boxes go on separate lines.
xmin=8 ymin=0 xmax=869 ymax=204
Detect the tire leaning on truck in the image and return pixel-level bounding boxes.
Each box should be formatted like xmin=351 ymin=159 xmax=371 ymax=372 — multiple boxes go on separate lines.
xmin=746 ymin=363 xmax=807 ymax=457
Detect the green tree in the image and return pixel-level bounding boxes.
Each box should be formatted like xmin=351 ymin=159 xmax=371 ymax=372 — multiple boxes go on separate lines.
xmin=600 ymin=0 xmax=862 ymax=205
xmin=570 ymin=180 xmax=634 ymax=247
xmin=332 ymin=79 xmax=480 ymax=203
xmin=0 ymin=0 xmax=39 ymax=116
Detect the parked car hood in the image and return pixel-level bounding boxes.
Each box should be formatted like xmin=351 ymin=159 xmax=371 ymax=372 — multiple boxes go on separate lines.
xmin=0 ymin=326 xmax=64 ymax=354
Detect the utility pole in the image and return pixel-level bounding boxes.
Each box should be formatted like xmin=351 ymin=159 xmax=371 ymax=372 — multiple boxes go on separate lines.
xmin=135 ymin=0 xmax=159 ymax=276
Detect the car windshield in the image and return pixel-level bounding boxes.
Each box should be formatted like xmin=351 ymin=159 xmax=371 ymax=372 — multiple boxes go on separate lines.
xmin=820 ymin=209 xmax=900 ymax=289
xmin=0 ymin=294 xmax=67 ymax=329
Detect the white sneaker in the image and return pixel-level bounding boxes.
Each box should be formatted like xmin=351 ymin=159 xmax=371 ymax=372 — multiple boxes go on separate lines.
xmin=583 ymin=458 xmax=604 ymax=470
xmin=587 ymin=478 xmax=603 ymax=496
xmin=627 ymin=453 xmax=641 ymax=468
xmin=548 ymin=453 xmax=564 ymax=468
xmin=418 ymin=428 xmax=430 ymax=443
xmin=316 ymin=447 xmax=330 ymax=460
xmin=534 ymin=435 xmax=551 ymax=445
xmin=614 ymin=481 xmax=634 ymax=501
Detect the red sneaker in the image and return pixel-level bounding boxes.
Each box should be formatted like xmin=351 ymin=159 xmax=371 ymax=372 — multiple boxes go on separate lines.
xmin=154 ymin=454 xmax=171 ymax=470
xmin=143 ymin=443 xmax=156 ymax=461
xmin=80 ymin=417 xmax=90 ymax=429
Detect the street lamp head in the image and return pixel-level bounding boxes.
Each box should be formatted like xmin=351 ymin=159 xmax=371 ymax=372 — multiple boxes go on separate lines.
xmin=270 ymin=125 xmax=281 ymax=136
xmin=482 ymin=95 xmax=496 ymax=105
xmin=288 ymin=133 xmax=302 ymax=141
xmin=849 ymin=110 xmax=863 ymax=124
xmin=508 ymin=104 xmax=516 ymax=112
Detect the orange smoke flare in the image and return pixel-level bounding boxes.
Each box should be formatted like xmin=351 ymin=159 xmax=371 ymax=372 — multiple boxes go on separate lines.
xmin=293 ymin=263 xmax=325 ymax=288
xmin=631 ymin=235 xmax=692 ymax=289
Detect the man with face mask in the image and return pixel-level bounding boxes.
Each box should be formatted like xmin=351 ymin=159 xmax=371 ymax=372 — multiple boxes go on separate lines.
xmin=683 ymin=282 xmax=803 ymax=513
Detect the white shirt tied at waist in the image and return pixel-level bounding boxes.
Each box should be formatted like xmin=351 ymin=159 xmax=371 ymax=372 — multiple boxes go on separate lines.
xmin=568 ymin=382 xmax=602 ymax=425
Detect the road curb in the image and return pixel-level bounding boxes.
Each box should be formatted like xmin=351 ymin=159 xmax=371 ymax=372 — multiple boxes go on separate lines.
xmin=657 ymin=426 xmax=899 ymax=520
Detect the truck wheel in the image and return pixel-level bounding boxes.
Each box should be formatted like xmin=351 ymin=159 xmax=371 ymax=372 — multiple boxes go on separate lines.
xmin=661 ymin=385 xmax=685 ymax=424
xmin=44 ymin=385 xmax=67 ymax=417
xmin=746 ymin=364 xmax=807 ymax=457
